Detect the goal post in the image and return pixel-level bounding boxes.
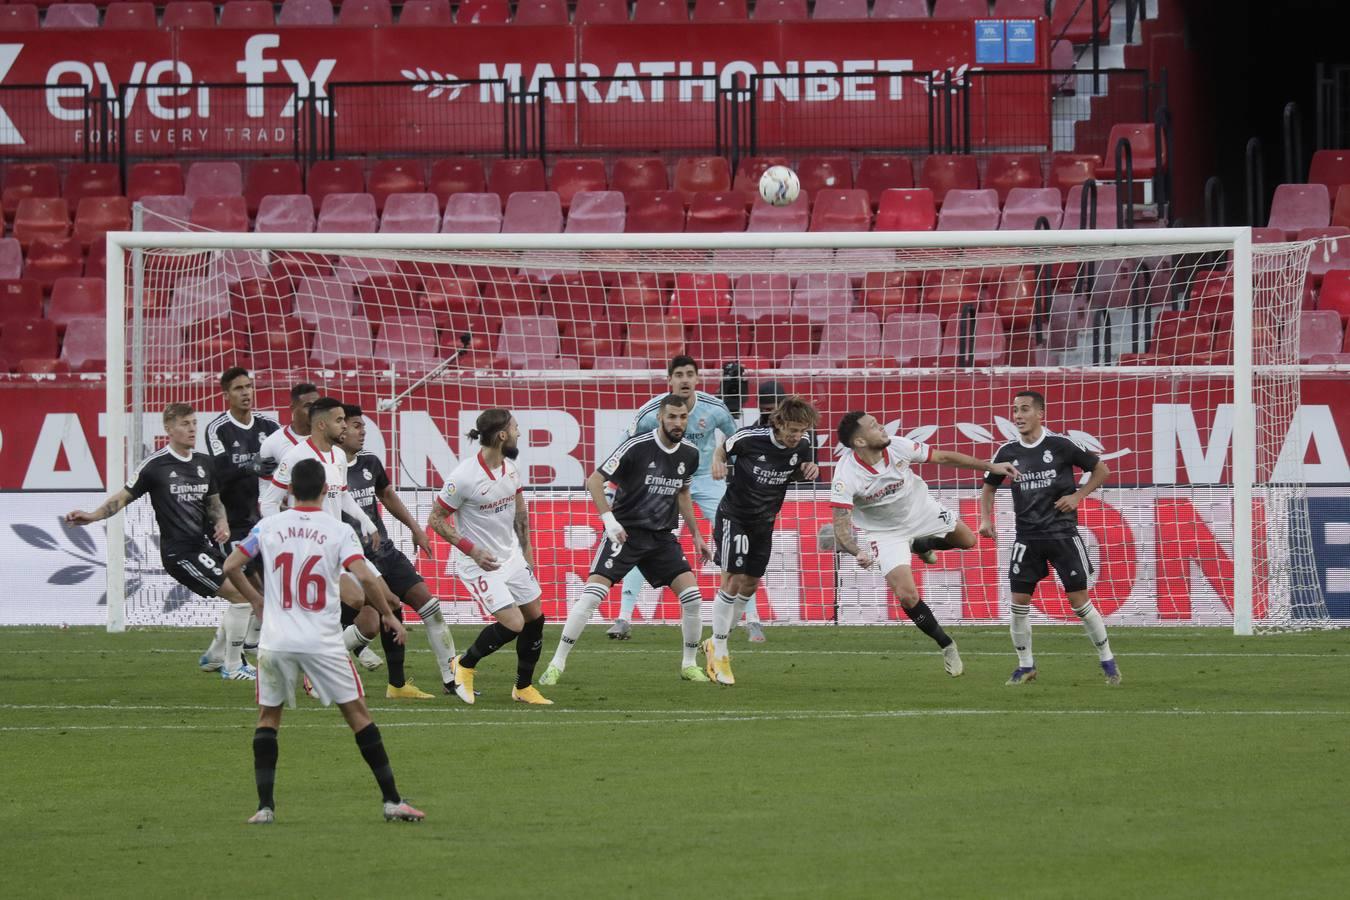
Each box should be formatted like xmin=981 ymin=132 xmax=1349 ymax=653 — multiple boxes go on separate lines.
xmin=103 ymin=226 xmax=1329 ymax=634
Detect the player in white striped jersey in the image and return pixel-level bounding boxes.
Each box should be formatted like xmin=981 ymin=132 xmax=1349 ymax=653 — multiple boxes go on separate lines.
xmin=223 ymin=458 xmax=423 ymax=824
xmin=831 ymin=411 xmax=1018 ymax=677
xmin=426 ymin=409 xmax=552 ymax=705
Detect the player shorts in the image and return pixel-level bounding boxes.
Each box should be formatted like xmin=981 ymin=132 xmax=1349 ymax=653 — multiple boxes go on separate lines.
xmin=1008 ymin=534 xmax=1094 ymax=595
xmin=162 ymin=544 xmax=226 ymax=598
xmin=864 ymin=501 xmax=958 ymax=576
xmin=256 ymin=647 xmax=363 ymax=708
xmin=460 ymin=552 xmax=542 ymax=615
xmin=369 ymin=544 xmax=424 ymax=600
xmin=590 ymin=527 xmax=691 ymax=589
xmin=712 ymin=512 xmax=775 ymax=578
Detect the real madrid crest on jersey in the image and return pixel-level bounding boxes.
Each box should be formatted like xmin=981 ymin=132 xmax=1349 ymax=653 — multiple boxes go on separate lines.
xmin=789 ymin=453 xmax=799 ymax=466
xmin=196 ymin=465 xmax=205 ymax=477
xmin=677 ymin=461 xmax=686 ymax=475
xmin=362 ymin=468 xmax=373 ymax=481
xmin=1042 ymin=450 xmax=1053 ymax=464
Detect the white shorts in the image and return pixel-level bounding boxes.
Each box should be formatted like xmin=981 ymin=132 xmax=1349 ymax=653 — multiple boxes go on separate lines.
xmin=865 ymin=501 xmax=959 ymax=576
xmin=256 ymin=647 xmax=364 ymax=708
xmin=459 ymin=552 xmax=542 ymax=615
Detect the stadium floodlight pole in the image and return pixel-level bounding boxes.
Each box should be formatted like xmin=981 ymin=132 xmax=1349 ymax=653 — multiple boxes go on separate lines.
xmin=1231 ymin=228 xmax=1255 ymax=636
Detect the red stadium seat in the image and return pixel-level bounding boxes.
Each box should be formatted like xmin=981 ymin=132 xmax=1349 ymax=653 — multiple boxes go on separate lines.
xmin=458 ymin=0 xmax=510 ymax=24
xmin=1048 ymin=153 xmax=1101 ymax=195
xmin=104 ymin=2 xmax=157 ymax=28
xmin=575 ymin=0 xmax=628 ymax=22
xmin=872 ymin=0 xmax=928 ymax=17
xmin=669 ymin=273 xmax=733 ymax=322
xmin=64 ymin=164 xmax=120 ymax=206
xmin=369 ymin=160 xmax=427 ymax=212
xmin=24 ymin=237 xmax=83 ymax=291
xmin=612 ymin=157 xmax=669 ymax=193
xmin=60 ymin=317 xmax=107 ymax=372
xmin=256 ymin=194 xmax=317 ymax=233
xmin=430 ymin=158 xmax=487 ymax=207
xmin=747 ymin=192 xmax=809 ymax=232
xmin=1333 ymin=185 xmax=1350 ymax=229
xmin=220 ymin=0 xmax=275 ymax=26
xmin=127 ymin=163 xmax=184 ymax=202
xmin=858 ymin=269 xmax=922 ymax=321
xmin=993 ymin=0 xmax=1042 ymax=14
xmin=338 ymin=0 xmax=392 ymax=24
xmin=694 ymin=0 xmax=745 ymax=19
xmin=0 ymin=239 xmax=23 ymax=281
xmin=163 ymin=1 xmax=217 ymax=27
xmin=932 ymin=0 xmax=984 ymax=16
xmin=0 ymin=6 xmax=40 ymax=30
xmin=754 ymin=0 xmax=806 ymax=18
xmin=937 ymin=189 xmax=1000 ymax=231
xmin=881 ymin=312 xmax=942 ymax=364
xmin=732 ymin=156 xmax=790 ymax=195
xmin=190 ymin=196 xmax=248 ymax=232
xmin=674 ymin=156 xmax=732 ymax=203
xmin=798 ymin=156 xmax=853 ymax=194
xmin=1268 ymin=184 xmax=1331 ymax=238
xmin=606 ymin=271 xmax=666 ymax=318
xmin=1000 ymin=187 xmax=1063 ymax=230
xmin=317 ymin=193 xmax=378 ymax=233
xmin=1309 ymin=150 xmax=1350 ymax=195
xmin=627 ymin=317 xmax=686 ymax=362
xmin=3 ymin=163 xmax=60 ymax=220
xmin=245 ymin=162 xmax=303 ymax=216
xmin=294 ymin=277 xmax=357 ymax=327
xmin=489 ymin=158 xmax=546 ymax=203
xmin=941 ymin=312 xmax=1006 ymax=365
xmin=186 ymin=162 xmax=244 ymax=200
xmin=565 ymin=191 xmax=626 ymax=233
xmin=0 ymin=319 xmax=58 ymax=370
xmin=731 ymin=274 xmax=793 ymax=322
xmin=1096 ymin=124 xmax=1162 ymax=179
xmin=875 ymin=188 xmax=936 ymax=231
xmin=1319 ymin=270 xmax=1350 ymax=322
xmin=514 ymin=0 xmax=568 ymax=23
xmin=549 ymin=159 xmax=608 ymax=211
xmin=687 ymin=192 xmax=747 ymax=232
xmin=1062 ymin=183 xmax=1119 ymax=229
xmin=74 ymin=197 xmax=131 ymax=247
xmin=42 ymin=4 xmax=99 ymax=28
xmin=495 ymin=316 xmax=562 ymax=367
xmin=633 ymin=0 xmax=688 ymax=21
xmin=856 ymin=156 xmax=915 ymax=208
xmin=0 ymin=279 xmax=42 ymax=324
xmin=138 ymin=195 xmax=193 ymax=230
xmin=502 ymin=192 xmax=564 ymax=234
xmin=817 ymin=312 xmax=881 ymax=363
xmin=398 ymin=0 xmax=453 ymax=23
xmin=442 ymin=192 xmax=503 ymax=233
xmin=48 ymin=277 xmax=104 ymax=330
xmin=374 ymin=315 xmax=441 ymax=372
xmin=625 ymin=191 xmax=686 ymax=232
xmin=1299 ymin=311 xmax=1345 ymax=361
xmin=791 ymin=273 xmax=853 ymax=322
xmin=985 ymin=154 xmax=1043 ymax=205
xmin=381 ymin=193 xmax=441 ymax=233
xmin=920 ymin=155 xmax=980 ymax=206
xmin=278 ymin=0 xmax=334 ymax=25
xmin=13 ymin=198 xmax=70 ymax=247
xmin=311 ymin=314 xmax=373 ymax=369
xmin=751 ymin=314 xmax=815 ymax=361
xmin=687 ymin=321 xmax=752 ymax=367
xmin=307 ymin=161 xmax=365 ymax=209
xmin=812 ymin=0 xmax=866 ymax=15
xmin=810 ymin=189 xmax=871 ymax=231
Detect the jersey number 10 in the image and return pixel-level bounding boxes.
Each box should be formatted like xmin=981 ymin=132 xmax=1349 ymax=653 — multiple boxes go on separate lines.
xmin=273 ymin=552 xmax=328 ymax=612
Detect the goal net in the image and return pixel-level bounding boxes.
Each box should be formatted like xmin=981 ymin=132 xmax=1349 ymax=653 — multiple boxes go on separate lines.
xmin=104 ymin=227 xmax=1334 ymax=634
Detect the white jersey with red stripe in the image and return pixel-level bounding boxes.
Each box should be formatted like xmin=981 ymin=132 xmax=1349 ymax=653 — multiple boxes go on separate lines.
xmin=240 ymin=506 xmax=366 ymax=654
xmin=435 ymin=451 xmax=524 ymax=562
xmin=270 ymin=438 xmax=350 ymax=522
xmin=258 ymin=425 xmax=304 ymax=476
xmin=830 ymin=435 xmax=935 ymax=534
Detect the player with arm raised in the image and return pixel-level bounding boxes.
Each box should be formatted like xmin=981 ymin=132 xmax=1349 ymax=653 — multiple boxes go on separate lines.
xmin=65 ymin=403 xmax=258 ymax=681
xmin=426 ymin=409 xmax=552 ymax=705
xmin=607 ymin=356 xmax=758 ymax=640
xmin=541 ymin=394 xmax=712 ymax=685
xmin=339 ymin=404 xmax=455 ymax=700
xmin=831 ymin=411 xmax=1019 ymax=676
xmin=199 ymin=367 xmax=280 ymax=672
xmin=702 ymin=396 xmax=820 ymax=685
xmin=978 ymin=390 xmax=1120 ymax=686
xmin=262 ymin=398 xmax=398 ymax=670
xmin=223 ymin=458 xmax=423 ymax=825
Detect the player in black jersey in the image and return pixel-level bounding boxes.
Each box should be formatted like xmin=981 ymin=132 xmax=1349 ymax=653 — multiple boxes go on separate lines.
xmin=540 ymin=394 xmax=714 ymax=685
xmin=65 ymin=403 xmax=259 ymax=682
xmin=200 ymin=367 xmax=280 ymax=671
xmin=979 ymin=390 xmax=1121 ymax=685
xmin=339 ymin=404 xmax=458 ymax=699
xmin=702 ymin=395 xmax=820 ymax=684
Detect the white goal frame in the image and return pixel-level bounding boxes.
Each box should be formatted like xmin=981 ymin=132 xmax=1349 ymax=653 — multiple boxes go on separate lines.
xmin=104 ymin=227 xmax=1261 ymax=634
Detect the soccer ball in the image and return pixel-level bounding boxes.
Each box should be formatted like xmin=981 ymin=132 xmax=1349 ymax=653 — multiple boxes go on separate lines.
xmin=758 ymin=166 xmax=801 ymax=207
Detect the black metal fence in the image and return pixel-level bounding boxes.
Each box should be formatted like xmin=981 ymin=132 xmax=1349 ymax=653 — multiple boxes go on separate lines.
xmin=0 ymin=84 xmax=100 ymax=165
xmin=320 ymin=79 xmax=512 ymax=162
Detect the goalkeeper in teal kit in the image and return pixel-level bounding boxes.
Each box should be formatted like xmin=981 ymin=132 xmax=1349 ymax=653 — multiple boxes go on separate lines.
xmin=606 ymin=356 xmax=767 ymax=642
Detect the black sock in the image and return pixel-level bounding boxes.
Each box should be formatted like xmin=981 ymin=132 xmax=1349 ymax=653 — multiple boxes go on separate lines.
xmin=354 ymin=723 xmax=400 ymax=805
xmin=461 ymin=621 xmax=519 ymax=669
xmin=911 ymin=536 xmax=958 ymax=554
xmin=515 ymin=614 xmax=545 ymax=689
xmin=253 ymin=727 xmax=278 ymax=811
xmin=904 ymin=601 xmax=952 ymax=648
xmin=340 ymin=601 xmax=358 ymax=629
xmin=381 ymin=606 xmax=406 ymax=688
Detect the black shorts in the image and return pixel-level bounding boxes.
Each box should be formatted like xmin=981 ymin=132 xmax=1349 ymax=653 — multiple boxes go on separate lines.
xmin=163 ymin=544 xmax=227 ymax=598
xmin=369 ymin=544 xmax=424 ymax=601
xmin=1008 ymin=534 xmax=1094 ymax=595
xmin=590 ymin=527 xmax=691 ymax=589
xmin=712 ymin=513 xmax=775 ymax=578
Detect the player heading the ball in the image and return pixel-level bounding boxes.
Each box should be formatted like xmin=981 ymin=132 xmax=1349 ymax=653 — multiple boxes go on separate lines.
xmin=541 ymin=393 xmax=715 ymax=686
xmin=224 ymin=458 xmax=423 ymax=824
xmin=978 ymin=390 xmax=1121 ymax=686
xmin=831 ymin=411 xmax=1019 ymax=676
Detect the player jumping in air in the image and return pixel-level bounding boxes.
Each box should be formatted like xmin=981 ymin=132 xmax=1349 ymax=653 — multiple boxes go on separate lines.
xmin=223 ymin=458 xmax=423 ymax=824
xmin=199 ymin=366 xmax=280 ymax=673
xmin=426 ymin=409 xmax=552 ymax=705
xmin=607 ymin=356 xmax=764 ymax=640
xmin=339 ymin=404 xmax=457 ymax=699
xmin=832 ymin=411 xmax=1019 ymax=676
xmin=65 ymin=403 xmax=258 ymax=681
xmin=703 ymin=395 xmax=820 ymax=685
xmin=542 ymin=394 xmax=714 ymax=685
xmin=978 ymin=390 xmax=1121 ymax=686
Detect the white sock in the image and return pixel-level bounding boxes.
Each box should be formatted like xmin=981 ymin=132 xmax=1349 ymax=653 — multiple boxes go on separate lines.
xmin=741 ymin=591 xmax=761 ymax=624
xmin=1074 ymin=601 xmax=1113 ymax=661
xmin=222 ymin=603 xmax=251 ymax=669
xmin=552 ymin=583 xmax=607 ymax=670
xmin=1010 ymin=602 xmax=1034 ymax=667
xmin=343 ymin=623 xmax=373 ymax=654
xmin=203 ymin=623 xmax=225 ymax=662
xmin=712 ymin=590 xmax=737 ymax=657
xmin=678 ymin=585 xmax=703 ymax=667
xmin=416 ymin=598 xmax=456 ymax=681
xmin=618 ymin=567 xmax=644 ymax=622
xmin=244 ymin=613 xmax=261 ymax=651
xmin=732 ymin=595 xmax=748 ymax=628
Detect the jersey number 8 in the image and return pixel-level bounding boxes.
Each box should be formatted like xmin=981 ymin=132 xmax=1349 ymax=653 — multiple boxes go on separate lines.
xmin=273 ymin=552 xmax=327 ymax=611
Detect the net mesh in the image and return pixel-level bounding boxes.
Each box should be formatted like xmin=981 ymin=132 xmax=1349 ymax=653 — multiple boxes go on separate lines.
xmin=113 ymin=226 xmax=1332 ymax=631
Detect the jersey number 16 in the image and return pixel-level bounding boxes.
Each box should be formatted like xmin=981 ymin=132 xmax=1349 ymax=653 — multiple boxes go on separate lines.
xmin=273 ymin=552 xmax=327 ymax=612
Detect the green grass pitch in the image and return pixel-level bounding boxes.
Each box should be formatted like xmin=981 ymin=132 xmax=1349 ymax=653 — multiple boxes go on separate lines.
xmin=2 ymin=624 xmax=1347 ymax=898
